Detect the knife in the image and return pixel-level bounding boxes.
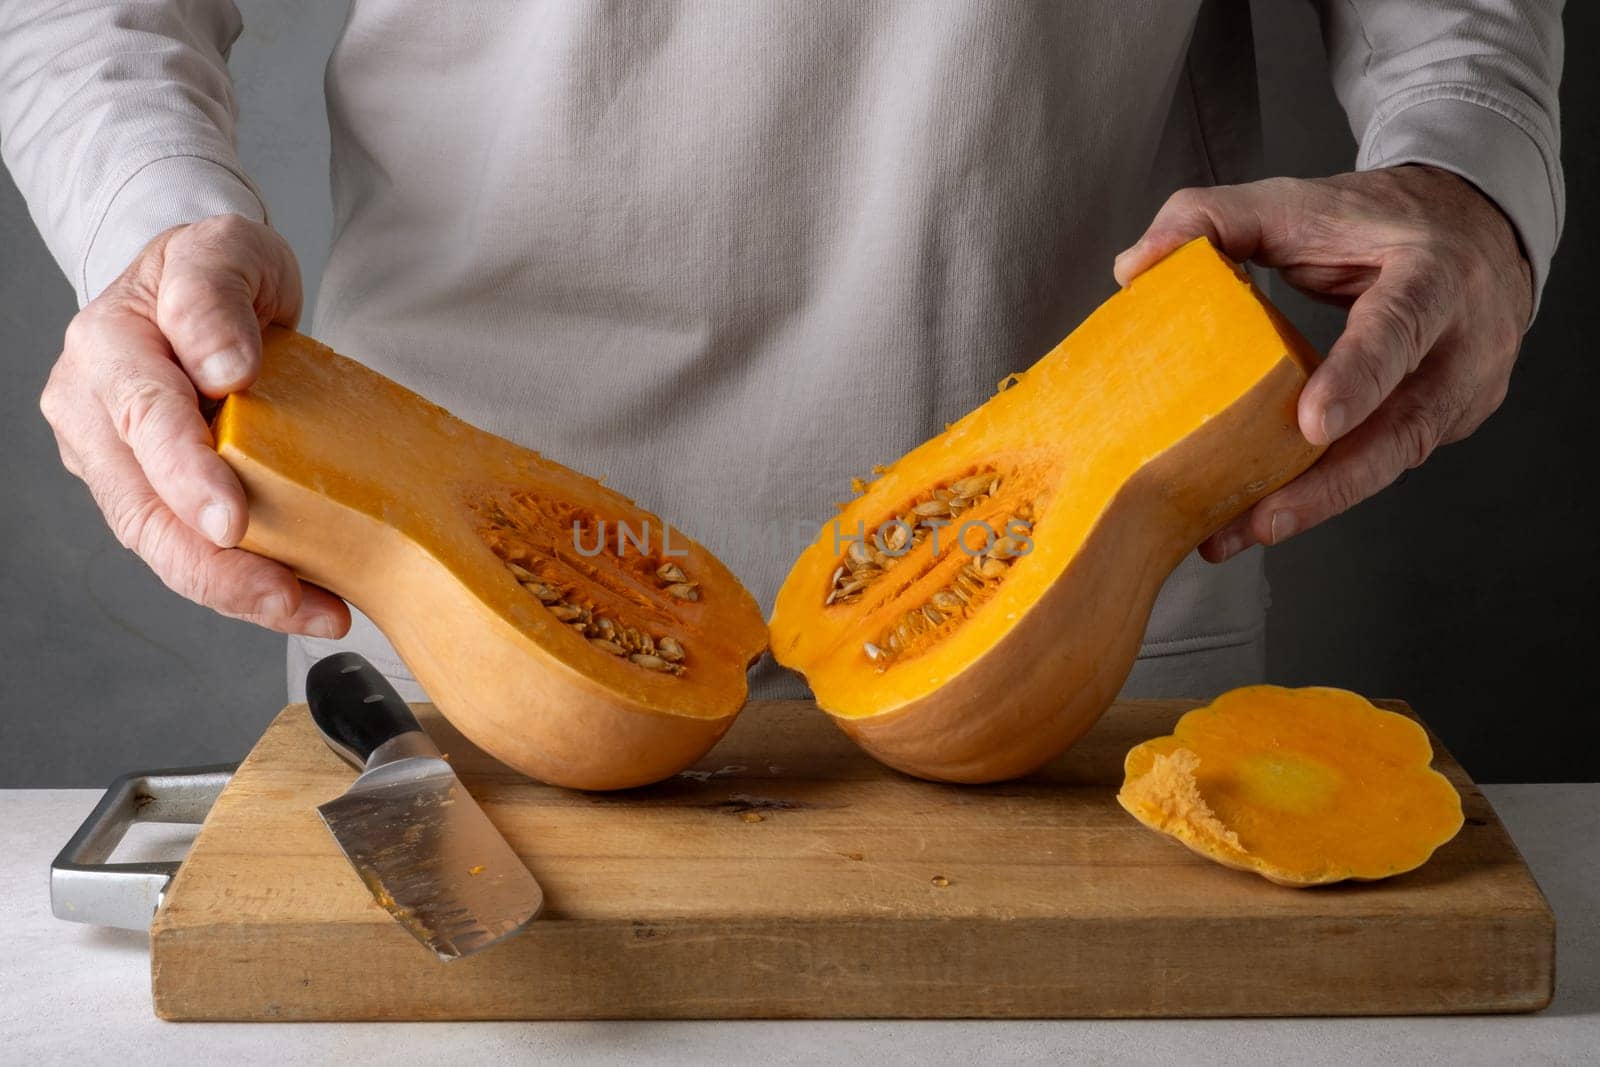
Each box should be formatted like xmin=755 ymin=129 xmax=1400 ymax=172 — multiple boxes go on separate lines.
xmin=307 ymin=652 xmax=544 ymax=960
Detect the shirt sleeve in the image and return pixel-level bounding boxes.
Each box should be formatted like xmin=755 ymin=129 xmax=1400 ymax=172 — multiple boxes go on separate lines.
xmin=1312 ymin=0 xmax=1565 ymax=317
xmin=0 ymin=1 xmax=269 ymax=306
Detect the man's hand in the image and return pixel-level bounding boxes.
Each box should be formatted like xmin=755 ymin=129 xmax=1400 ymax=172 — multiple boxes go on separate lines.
xmin=39 ymin=214 xmax=351 ymax=637
xmin=1114 ymin=165 xmax=1532 ymax=562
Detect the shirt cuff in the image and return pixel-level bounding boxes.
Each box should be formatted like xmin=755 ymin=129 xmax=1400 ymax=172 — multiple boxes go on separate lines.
xmin=79 ymin=153 xmax=268 ymax=306
xmin=1358 ymin=93 xmax=1564 ymax=322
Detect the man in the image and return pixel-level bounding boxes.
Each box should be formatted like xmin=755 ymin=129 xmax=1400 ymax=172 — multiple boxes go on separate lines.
xmin=1 ymin=2 xmax=1563 ymax=704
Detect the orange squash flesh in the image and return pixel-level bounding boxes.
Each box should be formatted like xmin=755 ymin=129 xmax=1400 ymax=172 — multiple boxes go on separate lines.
xmin=1119 ymin=686 xmax=1465 ymax=886
xmin=214 ymin=327 xmax=767 ymax=790
xmin=770 ymin=238 xmax=1325 ymax=782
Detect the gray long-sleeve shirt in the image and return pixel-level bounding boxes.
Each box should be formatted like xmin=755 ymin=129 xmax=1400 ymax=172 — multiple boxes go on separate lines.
xmin=1 ymin=1 xmax=1566 ymax=702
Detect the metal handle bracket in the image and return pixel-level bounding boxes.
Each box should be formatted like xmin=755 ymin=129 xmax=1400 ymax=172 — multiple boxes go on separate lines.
xmin=50 ymin=764 xmax=236 ymax=931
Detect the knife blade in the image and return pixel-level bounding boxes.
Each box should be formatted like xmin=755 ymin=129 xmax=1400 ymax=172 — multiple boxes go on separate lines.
xmin=306 ymin=652 xmax=543 ymax=960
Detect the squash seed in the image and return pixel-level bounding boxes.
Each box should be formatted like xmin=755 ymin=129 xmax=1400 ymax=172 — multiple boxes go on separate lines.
xmin=589 ymin=637 xmax=626 ymax=656
xmin=949 ymin=474 xmax=993 ymax=499
xmin=990 ymin=536 xmax=1025 ymax=559
xmin=630 ymin=653 xmax=670 ymax=671
xmin=665 ymin=582 xmax=700 ymax=602
xmin=656 ymin=562 xmax=689 ymax=584
xmin=522 ymin=580 xmax=563 ymax=604
xmin=657 ymin=637 xmax=685 ymax=662
xmin=548 ymin=604 xmax=584 ymax=622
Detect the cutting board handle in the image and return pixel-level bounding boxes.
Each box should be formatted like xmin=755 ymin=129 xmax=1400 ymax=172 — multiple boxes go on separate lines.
xmin=50 ymin=764 xmax=236 ymax=930
xmin=306 ymin=652 xmax=429 ymax=771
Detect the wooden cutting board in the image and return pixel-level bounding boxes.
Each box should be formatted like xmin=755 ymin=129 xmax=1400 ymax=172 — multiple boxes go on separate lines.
xmin=149 ymin=698 xmax=1553 ymax=1020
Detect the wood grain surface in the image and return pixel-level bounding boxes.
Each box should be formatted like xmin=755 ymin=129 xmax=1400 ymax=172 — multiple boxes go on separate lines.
xmin=149 ymin=699 xmax=1554 ymax=1020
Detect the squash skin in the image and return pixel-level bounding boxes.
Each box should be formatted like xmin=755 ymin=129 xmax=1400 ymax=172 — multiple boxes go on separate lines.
xmin=1118 ymin=686 xmax=1466 ymax=887
xmin=771 ymin=238 xmax=1325 ymax=783
xmin=215 ymin=328 xmax=767 ymax=790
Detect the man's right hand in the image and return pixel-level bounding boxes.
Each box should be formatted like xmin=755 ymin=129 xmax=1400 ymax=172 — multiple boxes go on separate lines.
xmin=39 ymin=213 xmax=351 ymax=638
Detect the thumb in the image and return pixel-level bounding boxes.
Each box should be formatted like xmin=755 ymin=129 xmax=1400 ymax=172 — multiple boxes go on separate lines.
xmin=1113 ymin=179 xmax=1298 ymax=286
xmin=154 ymin=214 xmax=302 ymax=399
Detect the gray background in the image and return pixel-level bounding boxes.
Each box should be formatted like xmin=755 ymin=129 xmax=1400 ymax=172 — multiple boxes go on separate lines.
xmin=2 ymin=3 xmax=1594 ymax=785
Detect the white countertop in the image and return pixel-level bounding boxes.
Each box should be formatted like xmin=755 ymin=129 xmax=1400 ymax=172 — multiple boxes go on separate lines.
xmin=2 ymin=784 xmax=1595 ymax=1065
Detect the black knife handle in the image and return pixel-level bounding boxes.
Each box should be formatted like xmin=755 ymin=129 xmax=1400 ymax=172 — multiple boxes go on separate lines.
xmin=306 ymin=653 xmax=425 ymax=770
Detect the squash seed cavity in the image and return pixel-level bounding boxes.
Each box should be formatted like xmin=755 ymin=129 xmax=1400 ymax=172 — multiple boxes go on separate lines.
xmin=475 ymin=494 xmax=693 ymax=677
xmin=824 ymin=467 xmax=1038 ymax=670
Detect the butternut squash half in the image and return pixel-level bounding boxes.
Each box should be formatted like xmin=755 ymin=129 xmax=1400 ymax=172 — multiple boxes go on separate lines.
xmin=770 ymin=238 xmax=1323 ymax=782
xmin=214 ymin=327 xmax=767 ymax=790
xmin=1119 ymin=686 xmax=1464 ymax=886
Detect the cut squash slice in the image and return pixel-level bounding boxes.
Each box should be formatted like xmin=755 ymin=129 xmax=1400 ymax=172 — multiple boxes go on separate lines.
xmin=770 ymin=238 xmax=1324 ymax=782
xmin=215 ymin=327 xmax=767 ymax=790
xmin=1119 ymin=685 xmax=1465 ymax=886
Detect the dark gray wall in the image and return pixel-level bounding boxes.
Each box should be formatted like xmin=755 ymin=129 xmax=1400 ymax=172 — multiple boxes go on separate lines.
xmin=1256 ymin=4 xmax=1599 ymax=783
xmin=2 ymin=3 xmax=1593 ymax=785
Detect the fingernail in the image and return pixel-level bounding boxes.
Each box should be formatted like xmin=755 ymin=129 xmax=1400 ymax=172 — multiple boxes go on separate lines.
xmin=1211 ymin=532 xmax=1243 ymax=561
xmin=306 ymin=614 xmax=343 ymax=639
xmin=197 ymin=347 xmax=249 ymax=389
xmin=1269 ymin=511 xmax=1297 ymax=545
xmin=261 ymin=593 xmax=293 ymax=620
xmin=1320 ymin=403 xmax=1347 ymax=442
xmin=198 ymin=502 xmax=231 ymax=545
xmin=1112 ymin=244 xmax=1139 ymax=282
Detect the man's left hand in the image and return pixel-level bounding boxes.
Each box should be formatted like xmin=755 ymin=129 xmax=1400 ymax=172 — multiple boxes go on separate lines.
xmin=1113 ymin=165 xmax=1532 ymax=562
